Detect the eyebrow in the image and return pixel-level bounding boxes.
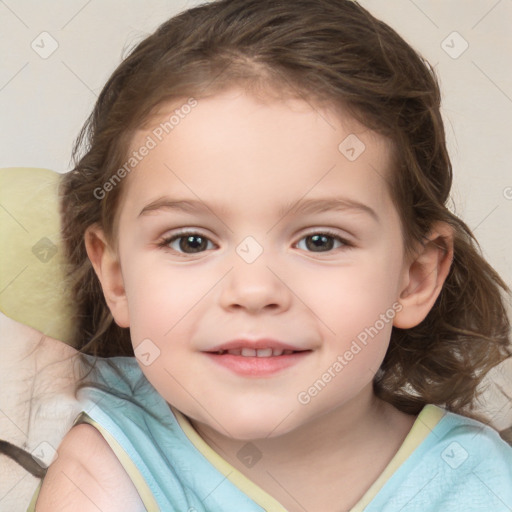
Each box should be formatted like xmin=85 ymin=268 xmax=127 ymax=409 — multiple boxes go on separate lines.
xmin=138 ymin=196 xmax=379 ymax=222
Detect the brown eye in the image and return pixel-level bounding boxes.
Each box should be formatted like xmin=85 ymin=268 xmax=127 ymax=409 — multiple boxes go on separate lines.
xmin=178 ymin=235 xmax=209 ymax=253
xmin=162 ymin=232 xmax=214 ymax=254
xmin=296 ymin=232 xmax=347 ymax=253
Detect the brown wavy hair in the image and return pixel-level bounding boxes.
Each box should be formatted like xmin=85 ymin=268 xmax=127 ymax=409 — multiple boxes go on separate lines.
xmin=60 ymin=0 xmax=510 ymax=421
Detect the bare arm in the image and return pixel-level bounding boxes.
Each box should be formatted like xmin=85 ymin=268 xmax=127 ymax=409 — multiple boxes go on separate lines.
xmin=36 ymin=424 xmax=147 ymax=512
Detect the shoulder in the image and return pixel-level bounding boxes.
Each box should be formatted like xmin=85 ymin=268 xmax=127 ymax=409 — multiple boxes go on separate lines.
xmin=433 ymin=410 xmax=512 ymax=481
xmin=36 ymin=423 xmax=146 ymax=511
xmin=370 ymin=410 xmax=512 ymax=509
xmin=439 ymin=410 xmax=512 ymax=450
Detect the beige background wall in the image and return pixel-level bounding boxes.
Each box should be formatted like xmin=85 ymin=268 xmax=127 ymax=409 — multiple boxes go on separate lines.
xmin=0 ymin=2 xmax=511 ymax=510
xmin=1 ymin=0 xmax=511 ymax=419
xmin=1 ymin=0 xmax=511 ymax=293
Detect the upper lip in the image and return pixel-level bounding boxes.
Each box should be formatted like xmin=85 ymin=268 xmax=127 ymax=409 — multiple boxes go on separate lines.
xmin=206 ymin=338 xmax=309 ymax=353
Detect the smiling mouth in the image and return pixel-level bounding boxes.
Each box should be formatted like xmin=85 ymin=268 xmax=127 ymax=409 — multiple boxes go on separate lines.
xmin=205 ymin=347 xmax=312 ymax=376
xmin=213 ymin=348 xmax=309 ymax=357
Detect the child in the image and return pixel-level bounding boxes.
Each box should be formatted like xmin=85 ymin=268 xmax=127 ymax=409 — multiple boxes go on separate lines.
xmin=29 ymin=0 xmax=512 ymax=510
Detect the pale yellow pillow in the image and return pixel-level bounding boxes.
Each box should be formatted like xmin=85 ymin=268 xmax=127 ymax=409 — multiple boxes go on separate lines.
xmin=0 ymin=168 xmax=74 ymax=344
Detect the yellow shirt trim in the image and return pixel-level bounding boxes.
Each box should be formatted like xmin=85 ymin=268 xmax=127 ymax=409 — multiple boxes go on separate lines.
xmin=25 ymin=412 xmax=159 ymax=512
xmin=172 ymin=404 xmax=445 ymax=512
xmin=26 ymin=404 xmax=445 ymax=512
xmin=350 ymin=404 xmax=445 ymax=510
xmin=73 ymin=412 xmax=159 ymax=511
xmin=26 ymin=480 xmax=42 ymax=512
xmin=171 ymin=406 xmax=289 ymax=511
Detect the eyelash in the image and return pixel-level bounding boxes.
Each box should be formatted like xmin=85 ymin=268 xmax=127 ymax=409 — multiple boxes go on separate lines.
xmin=156 ymin=229 xmax=353 ymax=257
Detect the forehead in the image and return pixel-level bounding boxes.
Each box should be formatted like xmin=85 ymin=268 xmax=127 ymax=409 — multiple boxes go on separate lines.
xmin=120 ymin=88 xmax=394 ymax=221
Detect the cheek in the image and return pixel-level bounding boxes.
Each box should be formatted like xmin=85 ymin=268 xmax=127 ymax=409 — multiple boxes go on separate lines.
xmin=296 ymin=254 xmax=402 ymax=329
xmin=122 ymin=255 xmax=210 ymax=341
xmin=298 ymin=252 xmax=402 ymax=386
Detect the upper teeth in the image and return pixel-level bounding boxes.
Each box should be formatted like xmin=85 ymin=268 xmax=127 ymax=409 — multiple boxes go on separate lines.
xmin=217 ymin=348 xmax=294 ymax=357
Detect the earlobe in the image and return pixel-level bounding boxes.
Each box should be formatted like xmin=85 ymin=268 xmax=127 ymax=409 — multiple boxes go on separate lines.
xmin=84 ymin=224 xmax=130 ymax=328
xmin=393 ymin=222 xmax=454 ymax=329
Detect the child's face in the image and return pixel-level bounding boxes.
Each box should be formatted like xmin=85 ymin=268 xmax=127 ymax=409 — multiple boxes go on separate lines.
xmin=111 ymin=87 xmax=410 ymax=439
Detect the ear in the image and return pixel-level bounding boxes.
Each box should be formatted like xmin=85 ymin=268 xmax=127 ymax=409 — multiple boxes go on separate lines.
xmin=394 ymin=222 xmax=454 ymax=329
xmin=84 ymin=224 xmax=130 ymax=328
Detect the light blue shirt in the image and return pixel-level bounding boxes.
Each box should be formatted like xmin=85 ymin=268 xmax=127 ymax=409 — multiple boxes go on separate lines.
xmin=364 ymin=405 xmax=512 ymax=511
xmin=67 ymin=357 xmax=512 ymax=511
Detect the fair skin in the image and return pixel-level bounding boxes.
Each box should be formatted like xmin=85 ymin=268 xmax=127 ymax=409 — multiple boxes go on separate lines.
xmin=38 ymin=87 xmax=453 ymax=511
xmin=36 ymin=423 xmax=147 ymax=511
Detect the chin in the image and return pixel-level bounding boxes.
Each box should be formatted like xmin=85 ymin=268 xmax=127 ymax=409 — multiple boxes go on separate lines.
xmin=228 ymin=424 xmax=286 ymax=441
xmin=217 ymin=406 xmax=299 ymax=441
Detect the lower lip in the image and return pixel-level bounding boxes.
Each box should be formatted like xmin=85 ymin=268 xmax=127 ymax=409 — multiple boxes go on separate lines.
xmin=204 ymin=351 xmax=311 ymax=377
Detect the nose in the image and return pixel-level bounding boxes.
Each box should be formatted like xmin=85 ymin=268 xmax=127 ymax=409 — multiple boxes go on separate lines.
xmin=218 ymin=252 xmax=292 ymax=314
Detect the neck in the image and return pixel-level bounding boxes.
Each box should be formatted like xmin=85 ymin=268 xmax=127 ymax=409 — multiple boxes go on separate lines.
xmin=187 ymin=387 xmax=416 ymax=511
